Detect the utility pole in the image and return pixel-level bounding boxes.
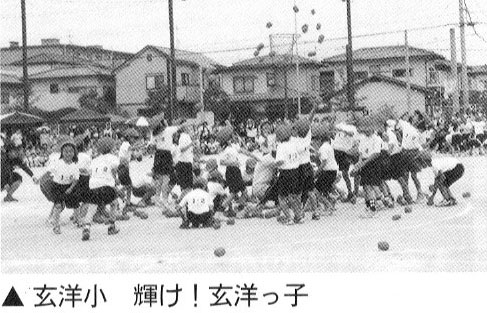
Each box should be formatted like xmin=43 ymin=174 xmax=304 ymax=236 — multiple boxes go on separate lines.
xmin=21 ymin=0 xmax=29 ymax=109
xmin=459 ymin=0 xmax=469 ymax=111
xmin=293 ymin=1 xmax=301 ymax=116
xmin=405 ymin=30 xmax=411 ymax=112
xmin=345 ymin=0 xmax=355 ymax=109
xmin=450 ymin=28 xmax=459 ymax=116
xmin=168 ymin=0 xmax=177 ymax=124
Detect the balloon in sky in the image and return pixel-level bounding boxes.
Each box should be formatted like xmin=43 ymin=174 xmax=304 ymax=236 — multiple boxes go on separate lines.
xmin=266 ymin=22 xmax=273 ymax=28
xmin=293 ymin=5 xmax=299 ymax=13
xmin=269 ymin=51 xmax=276 ymax=57
xmin=308 ymin=51 xmax=317 ymax=57
xmin=311 ymin=9 xmax=316 ymax=15
xmin=316 ymin=23 xmax=321 ymax=30
xmin=318 ymin=34 xmax=324 ymax=43
xmin=254 ymin=50 xmax=260 ymax=57
xmin=256 ymin=43 xmax=264 ymax=51
xmin=302 ymin=24 xmax=308 ymax=33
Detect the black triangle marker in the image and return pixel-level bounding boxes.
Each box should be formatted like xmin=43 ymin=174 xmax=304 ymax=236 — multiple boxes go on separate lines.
xmin=2 ymin=287 xmax=24 ymax=307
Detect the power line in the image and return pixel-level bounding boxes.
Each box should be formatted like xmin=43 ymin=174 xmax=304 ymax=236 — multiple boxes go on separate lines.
xmin=199 ymin=23 xmax=459 ymax=54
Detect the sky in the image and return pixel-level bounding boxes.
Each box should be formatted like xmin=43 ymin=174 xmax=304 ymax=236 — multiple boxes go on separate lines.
xmin=1 ymin=0 xmax=487 ymax=66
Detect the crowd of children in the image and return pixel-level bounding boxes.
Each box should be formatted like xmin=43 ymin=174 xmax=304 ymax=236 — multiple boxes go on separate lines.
xmin=2 ymin=104 xmax=479 ymax=239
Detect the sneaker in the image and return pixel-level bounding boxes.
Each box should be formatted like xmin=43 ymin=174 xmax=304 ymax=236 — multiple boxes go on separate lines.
xmin=449 ymin=198 xmax=457 ymax=206
xmin=359 ymin=209 xmax=376 ymax=219
xmin=108 ymin=224 xmax=119 ymax=235
xmin=116 ymin=214 xmax=130 ymax=221
xmin=82 ymin=228 xmax=90 ymax=241
xmin=427 ymin=197 xmax=435 ymax=206
xmin=134 ymin=210 xmax=149 ymax=219
xmin=294 ymin=217 xmax=305 ymax=224
xmin=349 ymin=194 xmax=357 ymax=205
xmin=53 ymin=226 xmax=61 ymax=235
xmin=436 ymin=199 xmax=452 ymax=207
xmin=3 ymin=195 xmax=18 ymax=202
xmin=416 ymin=192 xmax=427 ymax=203
xmin=179 ymin=220 xmax=190 ymax=229
xmin=311 ymin=213 xmax=321 ymax=220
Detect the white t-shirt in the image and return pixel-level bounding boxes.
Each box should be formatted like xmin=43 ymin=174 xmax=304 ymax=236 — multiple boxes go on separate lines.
xmin=77 ymin=152 xmax=92 ymax=174
xmin=472 ymin=121 xmax=486 ymax=135
xmin=386 ymin=128 xmax=401 ymax=155
xmin=318 ymin=142 xmax=339 ymax=171
xmin=266 ymin=133 xmax=277 ymax=151
xmin=48 ymin=159 xmax=80 ymax=185
xmin=89 ymin=154 xmax=119 ymax=189
xmin=276 ymin=141 xmax=299 ymax=170
xmin=179 ymin=188 xmax=212 ymax=214
xmin=397 ymin=120 xmax=421 ymax=150
xmin=153 ymin=126 xmax=179 ymax=151
xmin=221 ymin=144 xmax=240 ymax=165
xmin=431 ymin=157 xmax=460 ymax=175
xmin=358 ymin=134 xmax=383 ymax=160
xmin=118 ymin=141 xmax=131 ymax=162
xmin=332 ymin=123 xmax=357 ymax=152
xmin=177 ymin=132 xmax=193 ymax=163
xmin=295 ymin=130 xmax=312 ymax=165
xmin=252 ymin=154 xmax=276 ymax=188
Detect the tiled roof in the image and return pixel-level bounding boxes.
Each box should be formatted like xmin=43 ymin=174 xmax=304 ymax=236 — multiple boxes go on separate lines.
xmin=323 ymin=45 xmax=445 ymax=63
xmin=1 ymin=72 xmax=22 ymax=84
xmin=231 ymin=53 xmax=319 ymax=68
xmin=29 ymin=66 xmax=112 ymax=79
xmin=153 ymin=46 xmax=219 ymax=69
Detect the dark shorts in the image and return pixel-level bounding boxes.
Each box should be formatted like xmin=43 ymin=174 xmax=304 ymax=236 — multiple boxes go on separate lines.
xmin=477 ymin=133 xmax=486 ymax=143
xmin=117 ymin=163 xmax=132 ymax=186
xmin=153 ymin=149 xmax=174 ymax=177
xmin=1 ymin=171 xmax=22 ymax=190
xmin=88 ymin=186 xmax=117 ymax=206
xmin=334 ymin=150 xmax=354 ymax=172
xmin=277 ymin=168 xmax=300 ymax=197
xmin=400 ymin=149 xmax=423 ymax=173
xmin=72 ymin=175 xmax=90 ymax=204
xmin=187 ymin=211 xmax=214 ymax=228
xmin=443 ymin=163 xmax=464 ymax=187
xmin=451 ymin=134 xmax=462 ymax=148
xmin=315 ymin=170 xmax=337 ymax=195
xmin=51 ymin=182 xmax=72 ymax=205
xmin=388 ymin=153 xmax=407 ymax=180
xmin=39 ymin=172 xmax=55 ymax=202
xmin=175 ymin=161 xmax=193 ymax=190
xmin=133 ymin=184 xmax=155 ymax=198
xmin=359 ymin=159 xmax=382 ymax=187
xmin=298 ymin=162 xmax=315 ymax=194
xmin=225 ymin=166 xmax=245 ymax=194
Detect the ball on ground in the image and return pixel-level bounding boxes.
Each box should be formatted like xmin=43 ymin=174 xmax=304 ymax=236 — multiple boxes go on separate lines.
xmin=214 ymin=247 xmax=225 ymax=257
xmin=404 ymin=206 xmax=412 ymax=214
xmin=462 ymin=192 xmax=471 ymax=198
xmin=392 ymin=214 xmax=401 ymax=221
xmin=378 ymin=241 xmax=389 ymax=251
xmin=226 ymin=218 xmax=235 ymax=225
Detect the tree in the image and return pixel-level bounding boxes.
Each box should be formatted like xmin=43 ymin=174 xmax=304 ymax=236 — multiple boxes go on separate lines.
xmin=203 ymin=84 xmax=233 ymax=121
xmin=78 ymin=87 xmax=117 ymax=115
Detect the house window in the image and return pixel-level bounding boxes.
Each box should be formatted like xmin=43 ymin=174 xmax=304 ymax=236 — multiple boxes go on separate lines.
xmin=181 ymin=73 xmax=190 ymax=86
xmin=266 ymin=72 xmax=276 ymax=87
xmin=428 ymin=67 xmax=439 ymax=84
xmin=354 ymin=71 xmax=368 ymax=80
xmin=50 ymin=83 xmax=59 ymax=94
xmin=311 ymin=75 xmax=319 ymax=91
xmin=1 ymin=91 xmax=9 ymax=104
xmin=392 ymin=68 xmax=413 ymax=78
xmin=147 ymin=53 xmax=153 ymax=62
xmin=233 ymin=76 xmax=254 ymax=94
xmin=146 ymin=74 xmax=164 ymax=90
xmin=370 ymin=64 xmax=390 ymax=75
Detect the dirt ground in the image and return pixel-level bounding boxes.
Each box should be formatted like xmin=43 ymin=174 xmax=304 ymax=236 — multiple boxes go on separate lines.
xmin=1 ymin=155 xmax=486 ymax=273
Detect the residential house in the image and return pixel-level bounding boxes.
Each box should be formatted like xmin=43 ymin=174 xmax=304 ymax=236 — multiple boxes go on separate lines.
xmin=321 ymin=45 xmax=454 ymax=114
xmin=1 ymin=38 xmax=132 ymax=70
xmin=1 ymin=71 xmax=23 ymax=110
xmin=215 ymin=54 xmax=321 ymax=119
xmin=328 ymin=75 xmax=429 ymax=117
xmin=1 ymin=39 xmax=132 ymax=112
xmin=114 ymin=45 xmax=218 ymax=117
